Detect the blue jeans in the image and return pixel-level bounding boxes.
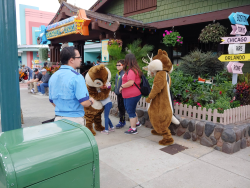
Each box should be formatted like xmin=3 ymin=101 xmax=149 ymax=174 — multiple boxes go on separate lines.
xmin=124 ymin=95 xmax=141 ymax=118
xmin=28 ymin=71 xmax=33 ymax=80
xmin=104 ymin=102 xmax=113 ymax=131
xmin=37 ymin=83 xmax=49 ymax=94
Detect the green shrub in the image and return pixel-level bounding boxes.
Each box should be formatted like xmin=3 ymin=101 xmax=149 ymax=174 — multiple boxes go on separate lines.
xmin=39 ymin=48 xmax=48 ymax=62
xmin=179 ymin=49 xmax=225 ymax=78
xmin=198 ymin=22 xmax=227 ymax=43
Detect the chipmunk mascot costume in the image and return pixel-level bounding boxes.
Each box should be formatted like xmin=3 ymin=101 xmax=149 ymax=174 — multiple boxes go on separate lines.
xmin=84 ymin=64 xmax=111 ymax=136
xmin=145 ymin=49 xmax=180 ymax=145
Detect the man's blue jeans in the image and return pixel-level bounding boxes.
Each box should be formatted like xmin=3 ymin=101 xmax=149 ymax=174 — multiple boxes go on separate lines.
xmin=104 ymin=102 xmax=113 ymax=131
xmin=37 ymin=83 xmax=48 ymax=94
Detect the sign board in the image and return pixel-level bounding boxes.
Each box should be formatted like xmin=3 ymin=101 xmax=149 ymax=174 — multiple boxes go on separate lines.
xmin=227 ymin=62 xmax=234 ymax=73
xmin=228 ymin=44 xmax=245 ymax=54
xmin=220 ymin=36 xmax=250 ymax=44
xmin=218 ymin=54 xmax=250 ymax=62
xmin=231 ymin=62 xmax=244 ymax=74
xmin=228 ymin=12 xmax=249 ymax=25
xmin=102 ymin=39 xmax=109 ymax=62
xmin=235 ymin=24 xmax=247 ymax=35
xmin=230 ymin=25 xmax=237 ymax=35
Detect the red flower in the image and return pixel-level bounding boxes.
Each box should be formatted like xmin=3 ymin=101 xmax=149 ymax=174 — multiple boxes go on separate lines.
xmin=219 ymin=91 xmax=222 ymax=95
xmin=186 ymin=90 xmax=189 ymax=93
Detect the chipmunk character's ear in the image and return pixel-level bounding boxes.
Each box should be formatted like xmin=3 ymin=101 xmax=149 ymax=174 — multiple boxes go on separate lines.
xmin=85 ymin=64 xmax=109 ymax=88
xmin=152 ymin=49 xmax=173 ymax=73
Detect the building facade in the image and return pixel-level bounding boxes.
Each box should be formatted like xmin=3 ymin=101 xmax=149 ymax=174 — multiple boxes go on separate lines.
xmin=18 ymin=4 xmax=54 ymax=68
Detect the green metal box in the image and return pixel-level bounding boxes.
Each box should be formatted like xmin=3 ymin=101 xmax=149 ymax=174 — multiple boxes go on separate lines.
xmin=0 ymin=120 xmax=100 ymax=188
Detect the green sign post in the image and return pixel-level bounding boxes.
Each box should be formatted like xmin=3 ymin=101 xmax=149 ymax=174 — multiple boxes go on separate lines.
xmin=0 ymin=0 xmax=21 ymax=131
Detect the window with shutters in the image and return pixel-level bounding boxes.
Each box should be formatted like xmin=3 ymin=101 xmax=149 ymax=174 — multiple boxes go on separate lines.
xmin=124 ymin=0 xmax=157 ymax=17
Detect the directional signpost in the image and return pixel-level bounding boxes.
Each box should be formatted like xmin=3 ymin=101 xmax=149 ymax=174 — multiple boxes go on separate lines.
xmin=219 ymin=12 xmax=249 ymax=85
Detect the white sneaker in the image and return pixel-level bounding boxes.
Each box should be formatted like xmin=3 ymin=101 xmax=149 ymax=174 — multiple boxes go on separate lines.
xmin=39 ymin=93 xmax=45 ymax=96
xmin=37 ymin=92 xmax=42 ymax=94
xmin=30 ymin=89 xmax=34 ymax=94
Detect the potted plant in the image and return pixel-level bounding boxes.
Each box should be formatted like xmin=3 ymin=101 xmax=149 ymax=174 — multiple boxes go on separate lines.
xmin=107 ymin=39 xmax=123 ymax=60
xmin=163 ymin=30 xmax=183 ymax=48
xmin=198 ymin=22 xmax=227 ymax=43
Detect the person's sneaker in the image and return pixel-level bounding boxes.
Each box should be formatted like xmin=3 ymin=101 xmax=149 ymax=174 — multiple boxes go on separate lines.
xmin=30 ymin=89 xmax=35 ymax=94
xmin=124 ymin=128 xmax=138 ymax=134
xmin=109 ymin=127 xmax=115 ymax=132
xmin=129 ymin=122 xmax=141 ymax=128
xmin=38 ymin=93 xmax=45 ymax=96
xmin=37 ymin=92 xmax=42 ymax=95
xmin=101 ymin=130 xmax=109 ymax=135
xmin=116 ymin=121 xmax=126 ymax=129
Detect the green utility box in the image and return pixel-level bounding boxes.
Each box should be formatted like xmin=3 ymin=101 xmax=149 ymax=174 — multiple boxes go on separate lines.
xmin=0 ymin=120 xmax=100 ymax=188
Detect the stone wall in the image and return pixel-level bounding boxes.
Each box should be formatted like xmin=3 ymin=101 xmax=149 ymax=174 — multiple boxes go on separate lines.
xmin=110 ymin=104 xmax=250 ymax=154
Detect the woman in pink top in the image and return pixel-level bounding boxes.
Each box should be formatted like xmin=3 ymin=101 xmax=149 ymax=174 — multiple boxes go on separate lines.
xmin=119 ymin=53 xmax=142 ymax=134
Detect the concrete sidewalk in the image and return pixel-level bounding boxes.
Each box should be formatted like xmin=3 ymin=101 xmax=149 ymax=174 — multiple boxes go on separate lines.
xmin=17 ymin=88 xmax=250 ymax=187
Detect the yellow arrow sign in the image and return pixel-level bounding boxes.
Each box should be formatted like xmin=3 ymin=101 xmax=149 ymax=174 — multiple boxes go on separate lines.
xmin=218 ymin=54 xmax=250 ymax=62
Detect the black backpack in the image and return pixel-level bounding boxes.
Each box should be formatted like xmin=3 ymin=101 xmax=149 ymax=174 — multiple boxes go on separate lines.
xmin=134 ymin=74 xmax=151 ymax=96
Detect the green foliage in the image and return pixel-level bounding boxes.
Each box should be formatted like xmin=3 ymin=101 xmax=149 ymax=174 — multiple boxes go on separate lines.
xmin=163 ymin=31 xmax=183 ymax=47
xmin=179 ymin=49 xmax=225 ymax=78
xmin=107 ymin=41 xmax=125 ymax=60
xmin=170 ymin=66 xmax=240 ymax=113
xmin=108 ymin=39 xmax=154 ymax=88
xmin=198 ymin=22 xmax=227 ymax=43
xmin=38 ymin=48 xmax=48 ymax=62
xmin=238 ymin=73 xmax=250 ymax=84
xmin=126 ymin=39 xmax=154 ymax=64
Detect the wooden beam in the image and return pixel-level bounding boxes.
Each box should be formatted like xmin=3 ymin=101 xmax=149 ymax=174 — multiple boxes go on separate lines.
xmin=97 ymin=20 xmax=120 ymax=32
xmin=148 ymin=5 xmax=250 ymax=29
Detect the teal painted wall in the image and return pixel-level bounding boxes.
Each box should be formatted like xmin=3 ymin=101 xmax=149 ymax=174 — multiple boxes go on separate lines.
xmin=84 ymin=52 xmax=101 ymax=63
xmin=21 ymin=52 xmax=27 ymax=66
xmin=103 ymin=0 xmax=250 ymax=23
xmin=32 ymin=27 xmax=40 ymax=45
xmin=19 ymin=4 xmax=39 ymax=45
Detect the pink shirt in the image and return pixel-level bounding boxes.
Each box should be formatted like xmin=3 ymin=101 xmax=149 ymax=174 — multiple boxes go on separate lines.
xmin=122 ymin=69 xmax=141 ymax=98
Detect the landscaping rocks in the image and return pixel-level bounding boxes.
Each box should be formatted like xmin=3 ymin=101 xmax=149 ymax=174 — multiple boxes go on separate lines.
xmin=188 ymin=120 xmax=196 ymax=132
xmin=196 ymin=121 xmax=205 ymax=136
xmin=222 ymin=142 xmax=234 ymax=154
xmin=144 ymin=120 xmax=153 ymax=129
xmin=200 ymin=137 xmax=214 ymax=147
xmin=176 ymin=127 xmax=186 ymax=136
xmin=221 ymin=129 xmax=236 ymax=143
xmin=143 ymin=111 xmax=149 ymax=120
xmin=217 ymin=137 xmax=223 ymax=147
xmin=233 ymin=140 xmax=241 ymax=153
xmin=241 ymin=138 xmax=247 ymax=149
xmin=214 ymin=124 xmax=224 ymax=140
xmin=214 ymin=146 xmax=221 ymax=151
xmin=183 ymin=132 xmax=191 ymax=139
xmin=136 ymin=110 xmax=144 ymax=118
xmin=210 ymin=136 xmax=217 ymax=145
xmin=234 ymin=128 xmax=242 ymax=141
xmin=139 ymin=117 xmax=145 ymax=125
xmin=192 ymin=132 xmax=198 ymax=141
xmin=181 ymin=119 xmax=189 ymax=128
xmin=205 ymin=122 xmax=216 ymax=137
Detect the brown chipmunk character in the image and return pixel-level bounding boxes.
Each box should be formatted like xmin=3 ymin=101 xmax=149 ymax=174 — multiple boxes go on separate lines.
xmin=145 ymin=49 xmax=180 ymax=145
xmin=84 ymin=64 xmax=111 ymax=135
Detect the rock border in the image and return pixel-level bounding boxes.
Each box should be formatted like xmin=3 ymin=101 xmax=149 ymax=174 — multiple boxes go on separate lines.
xmin=110 ymin=106 xmax=250 ymax=154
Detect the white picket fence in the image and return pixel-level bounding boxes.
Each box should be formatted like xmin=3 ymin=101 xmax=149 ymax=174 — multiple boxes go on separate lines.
xmin=109 ymin=91 xmax=250 ymax=125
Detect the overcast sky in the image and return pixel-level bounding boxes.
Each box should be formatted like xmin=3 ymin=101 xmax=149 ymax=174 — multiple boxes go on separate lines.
xmin=16 ymin=0 xmax=96 ymax=45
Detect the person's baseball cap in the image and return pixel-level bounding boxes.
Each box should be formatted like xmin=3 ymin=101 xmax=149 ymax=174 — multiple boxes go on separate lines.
xmin=41 ymin=68 xmax=47 ymax=72
xmin=34 ymin=68 xmax=39 ymax=72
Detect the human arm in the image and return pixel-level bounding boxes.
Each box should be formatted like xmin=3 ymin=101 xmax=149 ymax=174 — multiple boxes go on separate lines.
xmin=119 ymin=70 xmax=136 ymax=93
xmin=80 ymin=97 xmax=94 ymax=107
xmin=146 ymin=71 xmax=166 ymax=103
